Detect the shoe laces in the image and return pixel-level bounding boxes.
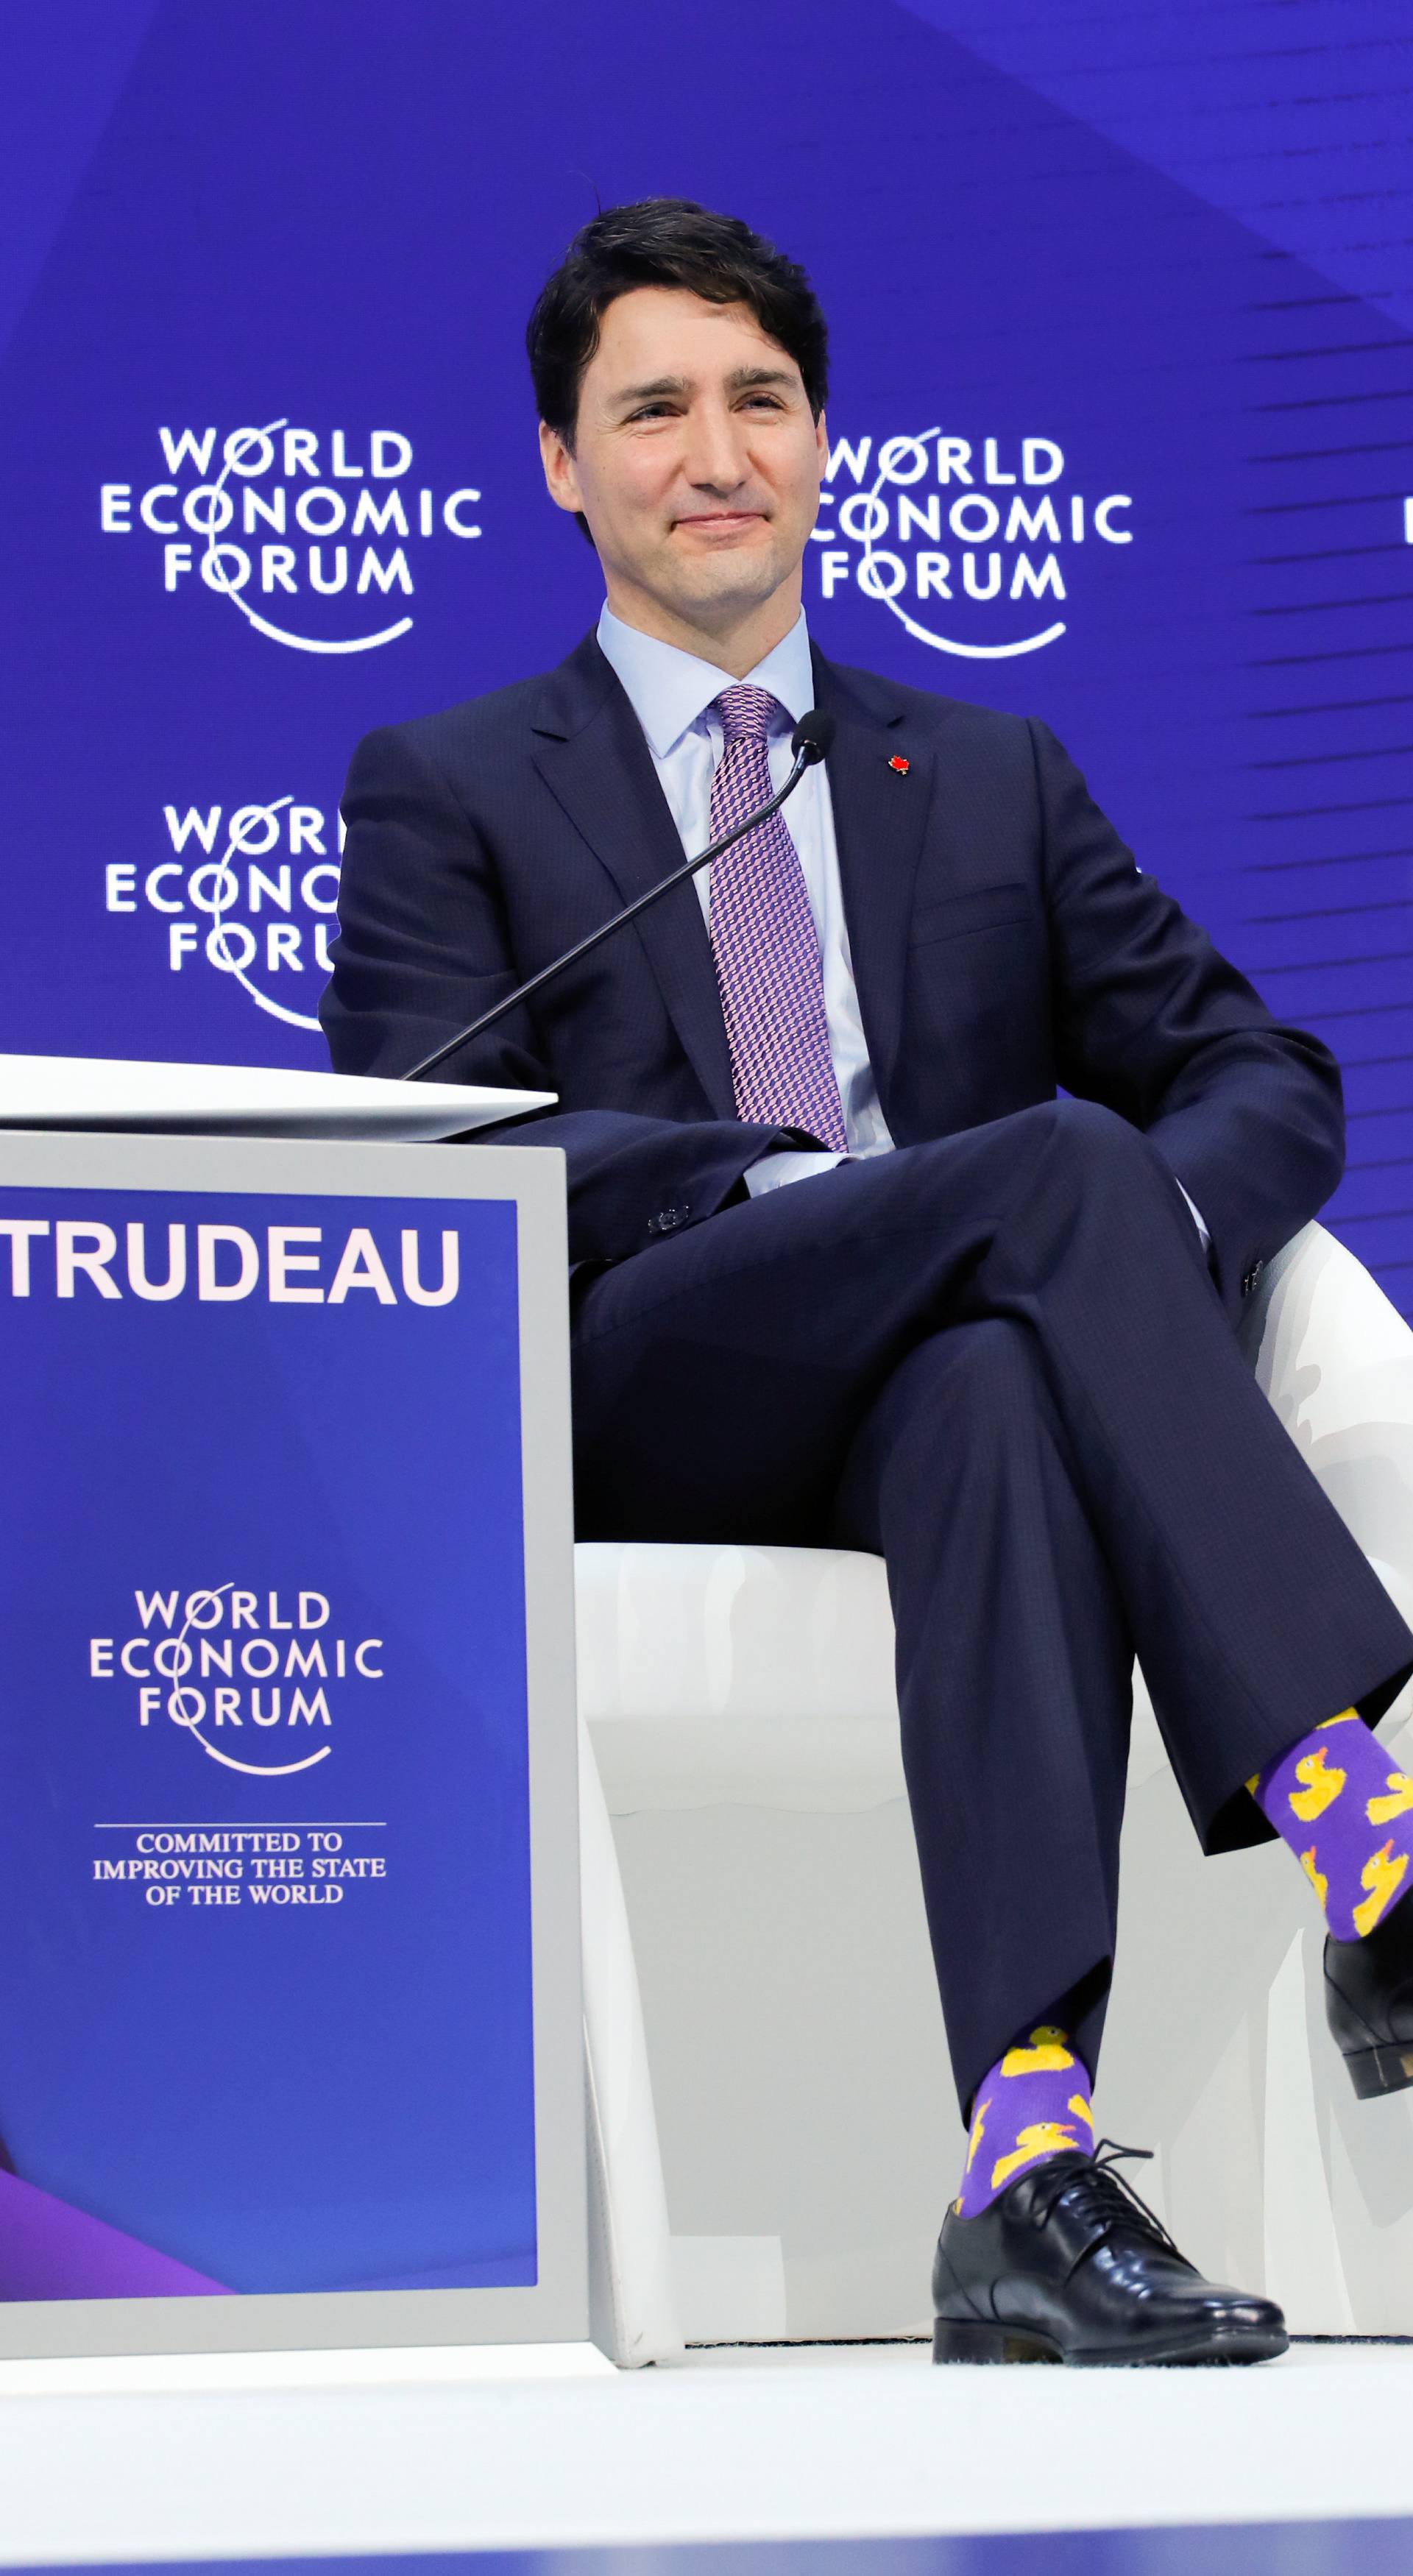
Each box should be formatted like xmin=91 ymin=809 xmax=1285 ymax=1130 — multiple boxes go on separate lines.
xmin=1028 ymin=2140 xmax=1180 ymax=2260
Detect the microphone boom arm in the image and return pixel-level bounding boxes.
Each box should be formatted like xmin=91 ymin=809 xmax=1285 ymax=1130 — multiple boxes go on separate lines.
xmin=400 ymin=743 xmax=815 ymax=1085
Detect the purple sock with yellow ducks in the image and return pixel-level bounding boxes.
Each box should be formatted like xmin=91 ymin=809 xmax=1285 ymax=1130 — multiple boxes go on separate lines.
xmin=1251 ymin=1708 xmax=1413 ymax=1942
xmin=955 ymin=2024 xmax=1094 ymax=2219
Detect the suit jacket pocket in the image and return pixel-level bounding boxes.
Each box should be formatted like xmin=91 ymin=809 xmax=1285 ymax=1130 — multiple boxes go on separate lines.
xmin=909 ymin=882 xmax=1031 ymax=945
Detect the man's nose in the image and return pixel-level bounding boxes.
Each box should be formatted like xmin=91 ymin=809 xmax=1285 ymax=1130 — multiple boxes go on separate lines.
xmin=681 ymin=403 xmax=751 ymax=495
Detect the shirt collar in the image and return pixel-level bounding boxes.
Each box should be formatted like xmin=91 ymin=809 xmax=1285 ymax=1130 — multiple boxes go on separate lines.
xmin=596 ymin=604 xmax=814 ymax=760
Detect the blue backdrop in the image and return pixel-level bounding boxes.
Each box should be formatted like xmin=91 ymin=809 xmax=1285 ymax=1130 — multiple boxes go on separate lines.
xmin=1 ymin=2 xmax=1410 ymax=1305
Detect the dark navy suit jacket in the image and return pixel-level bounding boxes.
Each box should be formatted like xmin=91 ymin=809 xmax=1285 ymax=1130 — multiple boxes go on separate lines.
xmin=322 ymin=631 xmax=1344 ymax=1318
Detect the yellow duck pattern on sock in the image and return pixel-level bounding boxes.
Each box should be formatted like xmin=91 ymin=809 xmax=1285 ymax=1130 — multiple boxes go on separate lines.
xmin=1353 ymin=1841 xmax=1409 ymax=1939
xmin=999 ymin=2026 xmax=1075 ymax=2077
xmin=991 ymin=2120 xmax=1081 ymax=2193
xmin=1254 ymin=1709 xmax=1413 ymax=1943
xmin=1368 ymin=1774 xmax=1413 ymax=1826
xmin=956 ymin=2026 xmax=1094 ymax=2218
xmin=1289 ymin=1746 xmax=1347 ymax=1822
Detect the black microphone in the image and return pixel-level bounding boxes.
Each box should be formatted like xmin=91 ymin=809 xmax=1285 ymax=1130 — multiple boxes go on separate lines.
xmin=401 ymin=708 xmax=837 ymax=1085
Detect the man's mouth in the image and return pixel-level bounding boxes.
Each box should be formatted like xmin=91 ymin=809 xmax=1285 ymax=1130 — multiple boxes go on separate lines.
xmin=673 ymin=509 xmax=766 ymax=533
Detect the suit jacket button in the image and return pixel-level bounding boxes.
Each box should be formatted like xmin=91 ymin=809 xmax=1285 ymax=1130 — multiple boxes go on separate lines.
xmin=648 ymin=1205 xmax=689 ymax=1236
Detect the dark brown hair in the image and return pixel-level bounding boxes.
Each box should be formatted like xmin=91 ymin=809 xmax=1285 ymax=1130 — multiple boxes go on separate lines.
xmin=527 ymin=197 xmax=829 ymax=452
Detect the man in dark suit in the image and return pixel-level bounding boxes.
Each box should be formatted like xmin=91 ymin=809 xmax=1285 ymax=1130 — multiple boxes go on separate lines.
xmin=324 ymin=200 xmax=1413 ymax=2366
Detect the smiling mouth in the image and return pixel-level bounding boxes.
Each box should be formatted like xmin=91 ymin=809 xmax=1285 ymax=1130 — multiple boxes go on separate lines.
xmin=674 ymin=509 xmax=766 ymax=531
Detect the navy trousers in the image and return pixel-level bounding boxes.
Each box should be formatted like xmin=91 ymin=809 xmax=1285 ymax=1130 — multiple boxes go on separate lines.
xmin=569 ymin=1100 xmax=1413 ymax=2116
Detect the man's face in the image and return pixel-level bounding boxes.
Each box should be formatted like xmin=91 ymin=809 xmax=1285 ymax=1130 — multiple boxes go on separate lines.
xmin=539 ymin=286 xmax=827 ymax=638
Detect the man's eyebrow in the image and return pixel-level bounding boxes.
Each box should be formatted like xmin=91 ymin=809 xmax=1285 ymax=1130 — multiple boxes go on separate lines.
xmin=608 ymin=364 xmax=798 ymax=410
xmin=610 ymin=375 xmax=691 ymax=408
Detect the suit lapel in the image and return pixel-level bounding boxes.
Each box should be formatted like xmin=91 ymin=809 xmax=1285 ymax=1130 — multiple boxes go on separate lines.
xmin=531 ymin=637 xmax=736 ymax=1117
xmin=812 ymin=650 xmax=932 ymax=1108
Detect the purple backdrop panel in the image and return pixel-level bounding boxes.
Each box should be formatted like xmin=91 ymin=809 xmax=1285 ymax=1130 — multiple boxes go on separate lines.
xmin=0 ymin=1 xmax=1409 ymax=1303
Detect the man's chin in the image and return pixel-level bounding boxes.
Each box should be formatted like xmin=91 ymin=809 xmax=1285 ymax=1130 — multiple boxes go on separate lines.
xmin=654 ymin=548 xmax=793 ymax=629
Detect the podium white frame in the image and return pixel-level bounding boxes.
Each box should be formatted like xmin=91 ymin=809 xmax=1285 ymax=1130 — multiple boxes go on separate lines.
xmin=0 ymin=1127 xmax=586 ymax=2358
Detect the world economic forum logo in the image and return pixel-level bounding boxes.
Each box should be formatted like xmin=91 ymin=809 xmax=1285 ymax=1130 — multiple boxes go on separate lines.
xmin=99 ymin=418 xmax=482 ymax=654
xmin=89 ymin=1582 xmax=391 ymax=1781
xmin=105 ymin=796 xmax=341 ymax=1035
xmin=812 ymin=429 xmax=1133 ymax=659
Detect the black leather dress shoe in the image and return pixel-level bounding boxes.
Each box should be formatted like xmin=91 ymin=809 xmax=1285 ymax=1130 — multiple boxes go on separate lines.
xmin=932 ymin=2145 xmax=1287 ymax=2367
xmin=1325 ymin=1882 xmax=1413 ymax=2098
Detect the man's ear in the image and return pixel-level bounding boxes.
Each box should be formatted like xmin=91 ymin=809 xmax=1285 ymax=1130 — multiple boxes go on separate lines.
xmin=815 ymin=408 xmax=829 ymax=479
xmin=539 ymin=419 xmax=586 ymax=518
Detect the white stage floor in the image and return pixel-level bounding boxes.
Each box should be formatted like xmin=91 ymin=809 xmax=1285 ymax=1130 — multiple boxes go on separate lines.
xmin=0 ymin=2340 xmax=1410 ymax=2564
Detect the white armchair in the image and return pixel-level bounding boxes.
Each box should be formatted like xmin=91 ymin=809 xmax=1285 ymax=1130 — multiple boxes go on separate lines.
xmin=576 ymin=1222 xmax=1413 ymax=2363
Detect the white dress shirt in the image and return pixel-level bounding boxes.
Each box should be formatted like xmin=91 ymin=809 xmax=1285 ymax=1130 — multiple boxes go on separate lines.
xmin=596 ymin=604 xmax=893 ymax=1196
xmin=595 ymin=604 xmax=1209 ymax=1248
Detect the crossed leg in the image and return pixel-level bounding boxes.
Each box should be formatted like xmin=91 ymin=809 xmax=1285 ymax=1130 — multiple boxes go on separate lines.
xmin=571 ymin=1098 xmax=1412 ymax=2109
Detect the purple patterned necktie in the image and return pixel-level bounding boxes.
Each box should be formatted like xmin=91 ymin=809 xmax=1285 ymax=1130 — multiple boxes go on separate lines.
xmin=706 ymin=684 xmax=849 ymax=1150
